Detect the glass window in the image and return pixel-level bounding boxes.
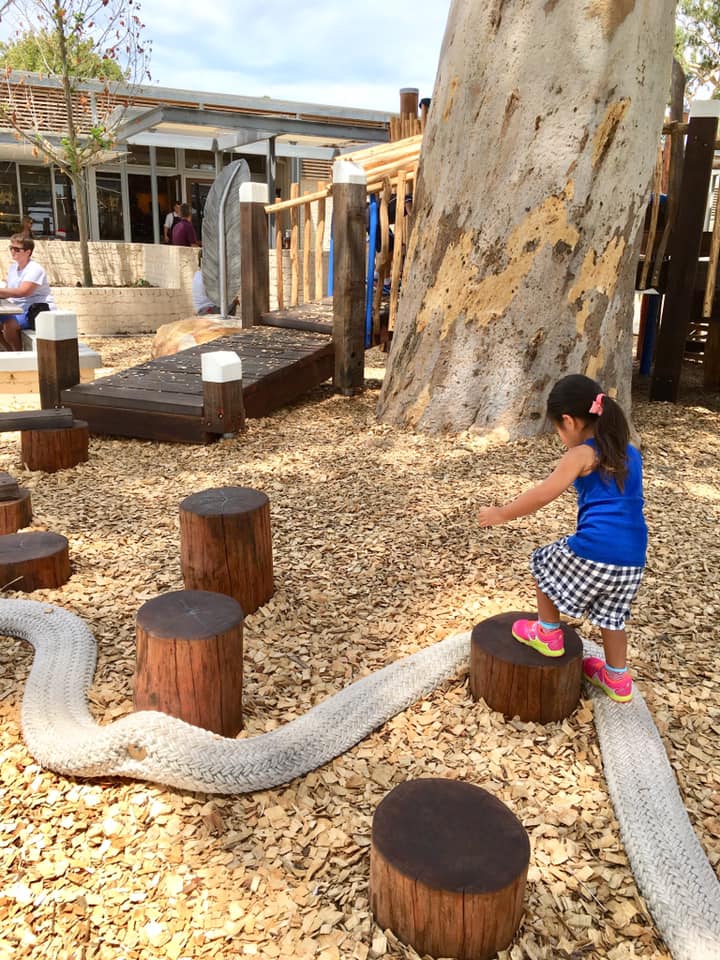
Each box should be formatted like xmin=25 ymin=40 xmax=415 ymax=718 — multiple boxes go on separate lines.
xmin=126 ymin=144 xmax=150 ymax=166
xmin=19 ymin=165 xmax=54 ymax=237
xmin=97 ymin=172 xmax=124 ymax=240
xmin=125 ymin=145 xmax=177 ymax=168
xmin=128 ymin=173 xmax=155 ymax=243
xmin=54 ymin=172 xmax=78 ymax=240
xmin=185 ymin=149 xmax=215 ymax=171
xmin=0 ymin=162 xmax=20 ymax=237
xmin=155 ymin=147 xmax=176 ymax=168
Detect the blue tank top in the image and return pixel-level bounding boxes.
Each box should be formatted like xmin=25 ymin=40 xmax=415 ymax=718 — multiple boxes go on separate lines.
xmin=567 ymin=440 xmax=647 ymax=567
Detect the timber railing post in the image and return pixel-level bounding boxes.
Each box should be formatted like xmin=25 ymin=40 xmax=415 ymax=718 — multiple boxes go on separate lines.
xmin=239 ymin=182 xmax=269 ymax=328
xmin=35 ymin=311 xmax=81 ymax=409
xmin=332 ymin=159 xmax=367 ymax=396
xmin=650 ymin=106 xmax=719 ymax=402
xmin=202 ymin=351 xmax=246 ymax=437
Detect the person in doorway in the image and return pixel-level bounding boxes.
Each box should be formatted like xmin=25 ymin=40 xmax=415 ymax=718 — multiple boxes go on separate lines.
xmin=171 ymin=203 xmax=200 ymax=247
xmin=478 ymin=374 xmax=647 ymax=703
xmin=0 ymin=235 xmax=57 ymax=350
xmin=163 ymin=201 xmax=182 ymax=243
xmin=20 ymin=216 xmax=33 ymax=239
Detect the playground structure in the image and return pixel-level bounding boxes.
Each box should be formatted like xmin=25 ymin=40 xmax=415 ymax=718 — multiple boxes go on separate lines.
xmin=6 ymin=94 xmax=720 ymax=442
xmin=638 ymin=104 xmax=720 ymax=398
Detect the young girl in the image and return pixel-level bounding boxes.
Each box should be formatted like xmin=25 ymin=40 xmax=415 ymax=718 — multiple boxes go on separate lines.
xmin=478 ymin=374 xmax=647 ymax=703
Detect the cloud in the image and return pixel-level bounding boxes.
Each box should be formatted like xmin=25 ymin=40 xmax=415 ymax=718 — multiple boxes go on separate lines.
xmin=140 ymin=0 xmax=451 ymax=111
xmin=0 ymin=0 xmax=452 ymax=112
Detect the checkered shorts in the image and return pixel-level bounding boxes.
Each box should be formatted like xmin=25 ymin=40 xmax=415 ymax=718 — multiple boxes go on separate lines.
xmin=530 ymin=537 xmax=644 ymax=630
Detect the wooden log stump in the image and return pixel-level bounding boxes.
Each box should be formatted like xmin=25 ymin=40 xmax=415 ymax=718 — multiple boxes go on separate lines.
xmin=470 ymin=611 xmax=583 ymax=722
xmin=179 ymin=486 xmax=273 ymax=615
xmin=0 ymin=488 xmax=32 ymax=534
xmin=0 ymin=472 xmax=20 ymax=501
xmin=20 ymin=419 xmax=89 ymax=473
xmin=370 ymin=778 xmax=530 ymax=960
xmin=0 ymin=531 xmax=70 ymax=591
xmin=134 ymin=589 xmax=244 ymax=736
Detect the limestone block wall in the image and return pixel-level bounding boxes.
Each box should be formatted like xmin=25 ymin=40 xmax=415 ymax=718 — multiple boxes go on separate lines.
xmin=53 ymin=286 xmax=194 ymax=335
xmin=27 ymin=241 xmax=197 ymax=334
xmin=142 ymin=245 xmax=197 ymax=290
xmin=33 ymin=240 xmax=144 ymax=287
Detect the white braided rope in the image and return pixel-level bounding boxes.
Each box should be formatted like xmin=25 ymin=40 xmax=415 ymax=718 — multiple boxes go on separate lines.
xmin=582 ymin=638 xmax=720 ymax=960
xmin=3 ymin=599 xmax=719 ymax=959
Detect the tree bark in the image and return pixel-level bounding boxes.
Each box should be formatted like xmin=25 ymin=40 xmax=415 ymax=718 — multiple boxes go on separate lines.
xmin=377 ymin=0 xmax=676 ymax=437
xmin=73 ymin=172 xmax=93 ymax=288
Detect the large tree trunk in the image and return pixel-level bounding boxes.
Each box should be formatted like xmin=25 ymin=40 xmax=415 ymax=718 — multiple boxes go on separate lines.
xmin=378 ymin=0 xmax=676 ymax=437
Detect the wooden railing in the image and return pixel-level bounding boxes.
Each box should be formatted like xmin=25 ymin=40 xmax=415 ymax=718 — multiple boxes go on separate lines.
xmin=263 ymin=135 xmax=421 ymax=344
xmin=265 ymin=183 xmax=329 ymax=311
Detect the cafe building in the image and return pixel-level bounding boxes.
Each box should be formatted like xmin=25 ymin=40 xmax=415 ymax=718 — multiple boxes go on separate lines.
xmin=0 ymin=70 xmax=391 ymax=244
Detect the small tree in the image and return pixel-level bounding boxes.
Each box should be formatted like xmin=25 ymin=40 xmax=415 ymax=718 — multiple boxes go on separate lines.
xmin=0 ymin=1 xmax=151 ymax=285
xmin=0 ymin=28 xmax=124 ymax=79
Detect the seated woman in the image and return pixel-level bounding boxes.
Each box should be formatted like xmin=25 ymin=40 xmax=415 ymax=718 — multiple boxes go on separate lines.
xmin=0 ymin=235 xmax=56 ymax=350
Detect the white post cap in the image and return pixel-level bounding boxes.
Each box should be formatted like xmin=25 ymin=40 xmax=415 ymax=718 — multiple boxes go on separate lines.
xmin=35 ymin=311 xmax=78 ymax=341
xmin=239 ymin=181 xmax=268 ymax=204
xmin=201 ymin=350 xmax=243 ymax=383
xmin=689 ymin=99 xmax=720 ymax=118
xmin=332 ymin=160 xmax=367 ymax=185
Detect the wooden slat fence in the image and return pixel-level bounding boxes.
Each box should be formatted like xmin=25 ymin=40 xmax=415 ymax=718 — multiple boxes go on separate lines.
xmin=264 ymin=134 xmax=421 ymax=347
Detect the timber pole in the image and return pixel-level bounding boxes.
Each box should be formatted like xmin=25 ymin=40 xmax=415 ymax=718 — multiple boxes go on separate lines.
xmin=332 ymin=159 xmax=367 ymax=396
xmin=35 ymin=311 xmax=81 ymax=409
xmin=201 ymin=351 xmax=246 ymax=437
xmin=650 ymin=110 xmax=719 ymax=402
xmin=239 ymin=181 xmax=270 ymax=328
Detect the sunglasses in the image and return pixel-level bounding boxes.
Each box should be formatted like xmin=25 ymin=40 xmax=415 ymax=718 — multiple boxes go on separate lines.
xmin=9 ymin=246 xmax=23 ymax=253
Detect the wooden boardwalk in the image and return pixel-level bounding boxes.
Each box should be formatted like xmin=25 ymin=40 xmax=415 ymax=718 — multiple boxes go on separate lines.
xmin=61 ymin=315 xmax=334 ymax=444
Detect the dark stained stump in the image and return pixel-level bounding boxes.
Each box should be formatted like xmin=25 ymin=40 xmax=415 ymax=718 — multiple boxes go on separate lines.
xmin=370 ymin=778 xmax=530 ymax=960
xmin=470 ymin=611 xmax=583 ymax=722
xmin=134 ymin=589 xmax=244 ymax=736
xmin=0 ymin=531 xmax=70 ymax=591
xmin=0 ymin=488 xmax=32 ymax=534
xmin=0 ymin=472 xmax=20 ymax=501
xmin=179 ymin=486 xmax=274 ymax=615
xmin=20 ymin=419 xmax=89 ymax=473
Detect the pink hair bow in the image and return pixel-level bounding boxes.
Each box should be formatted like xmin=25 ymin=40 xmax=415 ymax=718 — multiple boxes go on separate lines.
xmin=589 ymin=392 xmax=605 ymax=415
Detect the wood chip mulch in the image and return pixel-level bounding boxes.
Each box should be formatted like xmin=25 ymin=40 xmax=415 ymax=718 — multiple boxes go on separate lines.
xmin=0 ymin=338 xmax=718 ymax=960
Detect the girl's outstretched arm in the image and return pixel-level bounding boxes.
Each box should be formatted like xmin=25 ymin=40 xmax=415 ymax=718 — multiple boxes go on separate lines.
xmin=478 ymin=443 xmax=594 ymax=527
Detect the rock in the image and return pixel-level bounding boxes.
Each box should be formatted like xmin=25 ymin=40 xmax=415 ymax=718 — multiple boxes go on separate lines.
xmin=152 ymin=317 xmax=243 ymax=358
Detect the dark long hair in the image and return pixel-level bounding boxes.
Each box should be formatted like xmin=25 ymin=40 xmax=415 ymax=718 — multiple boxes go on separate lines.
xmin=546 ymin=374 xmax=630 ymax=488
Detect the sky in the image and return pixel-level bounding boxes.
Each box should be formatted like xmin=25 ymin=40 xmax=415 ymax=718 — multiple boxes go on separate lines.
xmin=137 ymin=0 xmax=452 ymax=113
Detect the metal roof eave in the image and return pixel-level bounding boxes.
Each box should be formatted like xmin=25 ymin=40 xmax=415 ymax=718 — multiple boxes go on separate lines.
xmin=115 ymin=105 xmax=388 ymax=149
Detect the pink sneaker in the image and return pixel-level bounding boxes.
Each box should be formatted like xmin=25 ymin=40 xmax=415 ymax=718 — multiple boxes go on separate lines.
xmin=583 ymin=657 xmax=633 ymax=703
xmin=511 ymin=619 xmax=565 ymax=657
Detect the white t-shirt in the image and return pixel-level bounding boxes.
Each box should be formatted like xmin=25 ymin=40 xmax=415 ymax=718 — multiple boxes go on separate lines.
xmin=192 ymin=270 xmax=217 ymax=313
xmin=164 ymin=210 xmax=181 ymax=240
xmin=7 ymin=259 xmax=56 ymax=312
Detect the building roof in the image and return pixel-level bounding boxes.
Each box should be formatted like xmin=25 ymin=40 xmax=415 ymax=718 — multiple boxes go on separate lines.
xmin=0 ymin=70 xmax=392 ymax=156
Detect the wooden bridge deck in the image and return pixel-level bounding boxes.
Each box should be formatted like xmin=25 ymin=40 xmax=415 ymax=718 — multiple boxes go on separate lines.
xmin=61 ymin=315 xmax=334 ymax=444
